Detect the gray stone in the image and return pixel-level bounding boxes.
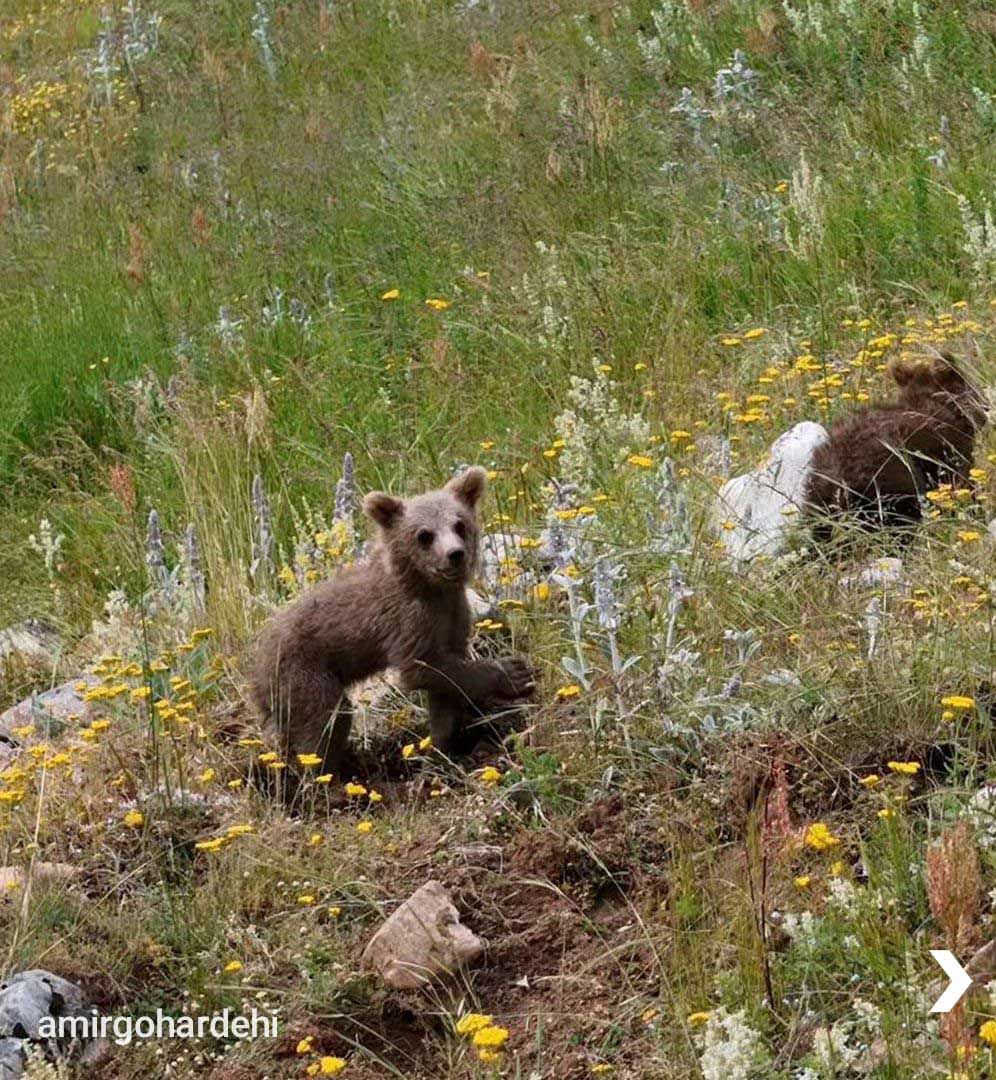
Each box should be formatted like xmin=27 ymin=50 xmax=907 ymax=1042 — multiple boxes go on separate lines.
xmin=0 ymin=675 xmax=99 ymax=740
xmin=0 ymin=970 xmax=86 ymax=1040
xmin=0 ymin=1039 xmax=22 ymax=1079
xmin=714 ymin=421 xmax=828 ymax=564
xmin=0 ymin=621 xmax=59 ymax=668
xmin=0 ymin=970 xmax=103 ymax=1077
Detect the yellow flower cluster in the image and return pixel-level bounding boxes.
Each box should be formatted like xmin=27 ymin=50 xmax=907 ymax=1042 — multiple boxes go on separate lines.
xmin=804 ymin=822 xmax=841 ymax=851
xmin=8 ymin=80 xmax=73 ymax=135
xmin=455 ymin=1013 xmax=510 ymax=1062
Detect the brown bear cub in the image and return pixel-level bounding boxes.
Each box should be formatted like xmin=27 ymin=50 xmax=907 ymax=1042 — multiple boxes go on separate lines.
xmin=250 ymin=467 xmax=535 ymax=778
xmin=805 ymin=352 xmax=988 ymax=536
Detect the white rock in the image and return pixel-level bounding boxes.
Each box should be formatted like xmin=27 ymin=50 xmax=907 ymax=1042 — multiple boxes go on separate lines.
xmin=714 ymin=421 xmax=828 ymax=564
xmin=361 ymin=880 xmax=484 ymax=989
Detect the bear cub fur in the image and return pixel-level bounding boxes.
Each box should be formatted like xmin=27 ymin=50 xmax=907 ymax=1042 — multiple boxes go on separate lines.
xmin=805 ymin=352 xmax=988 ymax=535
xmin=250 ymin=466 xmax=535 ymax=776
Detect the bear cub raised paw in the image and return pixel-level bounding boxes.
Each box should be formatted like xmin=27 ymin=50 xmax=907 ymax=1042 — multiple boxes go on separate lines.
xmin=250 ymin=466 xmax=535 ymax=778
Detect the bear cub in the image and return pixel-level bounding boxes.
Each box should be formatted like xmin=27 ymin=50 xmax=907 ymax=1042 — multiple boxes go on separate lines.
xmin=805 ymin=351 xmax=988 ymax=535
xmin=250 ymin=466 xmax=535 ymax=777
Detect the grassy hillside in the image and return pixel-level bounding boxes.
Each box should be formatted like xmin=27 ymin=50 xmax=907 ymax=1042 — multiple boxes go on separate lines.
xmin=3 ymin=0 xmax=996 ymax=1076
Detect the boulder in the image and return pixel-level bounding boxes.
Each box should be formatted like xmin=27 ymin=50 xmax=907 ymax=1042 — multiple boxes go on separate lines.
xmin=0 ymin=675 xmax=99 ymax=741
xmin=714 ymin=421 xmax=828 ymax=564
xmin=0 ymin=621 xmax=59 ymax=668
xmin=0 ymin=970 xmax=105 ymax=1077
xmin=361 ymin=880 xmax=484 ymax=990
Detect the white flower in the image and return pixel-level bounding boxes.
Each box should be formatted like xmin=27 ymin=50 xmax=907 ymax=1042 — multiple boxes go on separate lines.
xmin=697 ymin=1008 xmax=768 ymax=1080
xmin=782 ymin=910 xmax=821 ymax=947
xmin=826 ymin=876 xmax=860 ymax=916
xmin=813 ymin=1024 xmax=859 ymax=1074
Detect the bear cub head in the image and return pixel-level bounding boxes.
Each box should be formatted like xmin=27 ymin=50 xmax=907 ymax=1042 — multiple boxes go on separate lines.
xmin=363 ymin=466 xmax=485 ymax=589
xmin=889 ymin=351 xmax=989 ymax=433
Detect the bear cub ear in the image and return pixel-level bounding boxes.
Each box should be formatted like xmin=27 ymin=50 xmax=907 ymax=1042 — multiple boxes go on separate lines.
xmin=446 ymin=466 xmax=487 ymax=509
xmin=364 ymin=491 xmax=405 ymax=530
xmin=888 ymin=359 xmax=924 ymax=388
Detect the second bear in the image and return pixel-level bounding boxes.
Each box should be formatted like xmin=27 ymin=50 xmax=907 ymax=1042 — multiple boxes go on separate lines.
xmin=805 ymin=352 xmax=987 ymax=534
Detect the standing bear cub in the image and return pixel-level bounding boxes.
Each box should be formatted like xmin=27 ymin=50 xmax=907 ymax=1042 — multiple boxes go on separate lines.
xmin=250 ymin=467 xmax=535 ymax=777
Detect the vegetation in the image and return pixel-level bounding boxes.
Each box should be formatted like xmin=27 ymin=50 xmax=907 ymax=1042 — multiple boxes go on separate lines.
xmin=3 ymin=0 xmax=996 ymax=1075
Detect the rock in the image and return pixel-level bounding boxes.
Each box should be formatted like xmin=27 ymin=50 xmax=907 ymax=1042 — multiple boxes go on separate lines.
xmin=448 ymin=843 xmax=504 ymax=870
xmin=0 ymin=621 xmax=59 ymax=668
xmin=0 ymin=675 xmax=99 ymax=740
xmin=0 ymin=1039 xmax=22 ymax=1080
xmin=465 ymin=587 xmax=498 ymax=623
xmin=0 ymin=970 xmax=105 ymax=1077
xmin=841 ymin=556 xmax=904 ymax=590
xmin=361 ymin=880 xmax=484 ymax=990
xmin=714 ymin=421 xmax=828 ymax=564
xmin=0 ymin=864 xmax=78 ymax=898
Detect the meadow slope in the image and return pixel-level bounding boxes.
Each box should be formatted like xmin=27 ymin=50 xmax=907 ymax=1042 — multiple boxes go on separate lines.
xmin=3 ymin=0 xmax=996 ymax=1077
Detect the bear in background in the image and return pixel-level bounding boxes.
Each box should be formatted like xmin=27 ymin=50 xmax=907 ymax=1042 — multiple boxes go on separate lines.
xmin=250 ymin=466 xmax=535 ymax=782
xmin=805 ymin=352 xmax=988 ymax=536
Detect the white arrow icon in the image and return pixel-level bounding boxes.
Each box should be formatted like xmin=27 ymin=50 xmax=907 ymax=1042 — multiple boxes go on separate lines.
xmin=929 ymin=950 xmax=972 ymax=1013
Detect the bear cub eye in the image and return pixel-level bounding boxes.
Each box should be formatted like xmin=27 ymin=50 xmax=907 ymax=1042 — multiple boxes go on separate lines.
xmin=453 ymin=520 xmax=466 ymax=539
xmin=417 ymin=529 xmax=435 ymax=547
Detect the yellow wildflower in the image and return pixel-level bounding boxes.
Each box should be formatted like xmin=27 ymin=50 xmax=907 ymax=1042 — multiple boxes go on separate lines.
xmin=456 ymin=1013 xmax=493 ymax=1036
xmin=804 ymin=822 xmax=841 ymax=851
xmin=472 ymin=1025 xmax=509 ymax=1050
xmin=941 ymin=695 xmax=975 ymax=711
xmin=311 ymin=1058 xmax=347 ymax=1076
